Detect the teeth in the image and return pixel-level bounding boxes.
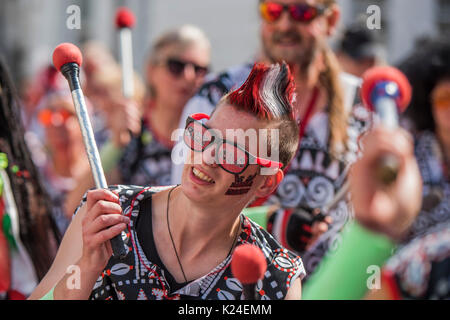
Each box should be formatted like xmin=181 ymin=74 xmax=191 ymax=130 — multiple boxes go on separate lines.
xmin=192 ymin=168 xmax=214 ymax=183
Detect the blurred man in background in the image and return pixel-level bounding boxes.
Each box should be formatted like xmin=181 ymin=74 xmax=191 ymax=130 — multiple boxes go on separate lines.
xmin=335 ymin=21 xmax=386 ymax=78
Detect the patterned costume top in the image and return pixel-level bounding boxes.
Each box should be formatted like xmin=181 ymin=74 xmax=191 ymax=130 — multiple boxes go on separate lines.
xmin=382 ymin=221 xmax=450 ymax=299
xmin=118 ymin=117 xmax=173 ymax=187
xmin=403 ymin=131 xmax=450 ymax=242
xmin=82 ymin=185 xmax=305 ymax=300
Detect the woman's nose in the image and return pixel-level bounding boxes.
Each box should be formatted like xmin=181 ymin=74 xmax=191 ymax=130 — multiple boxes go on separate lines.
xmin=182 ymin=64 xmax=197 ymax=82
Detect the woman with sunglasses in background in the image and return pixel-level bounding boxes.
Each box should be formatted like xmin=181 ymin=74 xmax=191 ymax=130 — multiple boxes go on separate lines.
xmin=64 ymin=25 xmax=211 ymax=215
xmin=117 ymin=24 xmax=210 ymax=187
xmin=172 ymin=0 xmax=370 ymax=280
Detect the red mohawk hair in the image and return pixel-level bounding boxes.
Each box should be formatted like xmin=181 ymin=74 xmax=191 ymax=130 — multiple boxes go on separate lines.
xmin=225 ymin=62 xmax=296 ymax=120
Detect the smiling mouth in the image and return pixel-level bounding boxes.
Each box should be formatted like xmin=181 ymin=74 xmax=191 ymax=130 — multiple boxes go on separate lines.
xmin=275 ymin=38 xmax=300 ymax=46
xmin=192 ymin=167 xmax=215 ymax=183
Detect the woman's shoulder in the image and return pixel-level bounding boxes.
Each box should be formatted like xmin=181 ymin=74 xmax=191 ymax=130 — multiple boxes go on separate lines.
xmin=73 ymin=185 xmax=174 ymax=217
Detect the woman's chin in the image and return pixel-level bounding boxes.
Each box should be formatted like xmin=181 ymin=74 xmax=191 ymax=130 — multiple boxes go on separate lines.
xmin=180 ymin=173 xmax=219 ymax=204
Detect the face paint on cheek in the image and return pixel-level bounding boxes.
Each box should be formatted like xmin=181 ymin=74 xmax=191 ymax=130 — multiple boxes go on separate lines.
xmin=225 ymin=172 xmax=258 ymax=195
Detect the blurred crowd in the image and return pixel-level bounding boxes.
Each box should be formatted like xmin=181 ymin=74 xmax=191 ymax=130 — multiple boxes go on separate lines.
xmin=0 ymin=0 xmax=448 ymax=301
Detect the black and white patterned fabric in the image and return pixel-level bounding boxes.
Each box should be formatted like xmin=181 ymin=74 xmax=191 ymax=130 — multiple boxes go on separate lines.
xmin=76 ymin=185 xmax=305 ymax=300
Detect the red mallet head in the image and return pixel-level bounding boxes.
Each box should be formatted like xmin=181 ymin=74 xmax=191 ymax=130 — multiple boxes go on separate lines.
xmin=231 ymin=244 xmax=267 ymax=284
xmin=361 ymin=66 xmax=412 ymax=113
xmin=52 ymin=43 xmax=83 ymax=71
xmin=115 ymin=7 xmax=136 ymax=29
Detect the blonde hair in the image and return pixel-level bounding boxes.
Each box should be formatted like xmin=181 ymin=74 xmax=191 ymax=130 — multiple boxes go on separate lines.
xmin=318 ymin=0 xmax=350 ymax=157
xmin=148 ymin=24 xmax=210 ymax=65
xmin=319 ymin=45 xmax=349 ymax=157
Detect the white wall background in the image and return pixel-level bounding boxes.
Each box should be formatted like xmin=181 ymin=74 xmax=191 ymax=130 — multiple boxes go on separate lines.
xmin=0 ymin=0 xmax=447 ymax=85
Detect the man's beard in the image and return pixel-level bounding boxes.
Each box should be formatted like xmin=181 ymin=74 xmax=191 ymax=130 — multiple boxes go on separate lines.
xmin=263 ymin=30 xmax=320 ymax=77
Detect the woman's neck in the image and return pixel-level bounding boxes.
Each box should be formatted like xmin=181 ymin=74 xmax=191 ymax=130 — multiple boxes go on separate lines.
xmin=170 ymin=188 xmax=242 ymax=257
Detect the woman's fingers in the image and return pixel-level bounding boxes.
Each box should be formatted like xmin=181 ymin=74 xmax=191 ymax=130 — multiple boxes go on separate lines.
xmin=86 ymin=221 xmax=128 ymax=249
xmin=85 ymin=189 xmax=121 ymax=224
xmin=82 ymin=188 xmax=130 ymax=249
xmin=86 ymin=212 xmax=129 ymax=235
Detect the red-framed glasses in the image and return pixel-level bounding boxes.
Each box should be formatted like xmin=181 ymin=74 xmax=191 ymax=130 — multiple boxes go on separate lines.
xmin=184 ymin=113 xmax=283 ymax=175
xmin=259 ymin=2 xmax=326 ymax=23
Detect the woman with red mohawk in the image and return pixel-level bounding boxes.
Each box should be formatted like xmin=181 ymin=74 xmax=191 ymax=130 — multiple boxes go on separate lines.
xmin=30 ymin=62 xmax=305 ymax=300
xmin=29 ymin=62 xmax=421 ymax=300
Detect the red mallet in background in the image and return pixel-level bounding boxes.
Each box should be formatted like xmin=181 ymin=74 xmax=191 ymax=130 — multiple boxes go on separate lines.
xmin=52 ymin=43 xmax=127 ymax=259
xmin=115 ymin=7 xmax=136 ymax=99
xmin=231 ymin=244 xmax=267 ymax=300
xmin=360 ymin=66 xmax=412 ymax=185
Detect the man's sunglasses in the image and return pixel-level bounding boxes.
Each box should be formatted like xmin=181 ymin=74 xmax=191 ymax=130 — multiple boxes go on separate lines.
xmin=166 ymin=57 xmax=209 ymax=78
xmin=184 ymin=113 xmax=283 ymax=175
xmin=259 ymin=2 xmax=326 ymax=23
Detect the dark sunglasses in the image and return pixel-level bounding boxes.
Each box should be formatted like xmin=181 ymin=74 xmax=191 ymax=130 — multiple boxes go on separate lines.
xmin=166 ymin=58 xmax=209 ymax=78
xmin=184 ymin=113 xmax=283 ymax=175
xmin=259 ymin=2 xmax=326 ymax=23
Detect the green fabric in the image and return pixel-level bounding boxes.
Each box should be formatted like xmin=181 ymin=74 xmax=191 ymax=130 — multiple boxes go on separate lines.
xmin=242 ymin=206 xmax=270 ymax=229
xmin=2 ymin=213 xmax=16 ymax=250
xmin=0 ymin=154 xmax=17 ymax=250
xmin=0 ymin=153 xmax=8 ymax=197
xmin=99 ymin=141 xmax=124 ymax=173
xmin=39 ymin=286 xmax=55 ymax=300
xmin=303 ymin=221 xmax=395 ymax=300
xmin=0 ymin=153 xmax=8 ymax=170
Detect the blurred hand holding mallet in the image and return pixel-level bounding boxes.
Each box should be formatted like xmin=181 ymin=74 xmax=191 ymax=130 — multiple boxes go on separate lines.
xmin=52 ymin=43 xmax=128 ymax=259
xmin=360 ymin=66 xmax=412 ymax=185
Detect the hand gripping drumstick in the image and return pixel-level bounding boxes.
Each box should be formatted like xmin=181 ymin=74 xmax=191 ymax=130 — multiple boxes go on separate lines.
xmin=115 ymin=7 xmax=136 ymax=99
xmin=360 ymin=66 xmax=412 ymax=185
xmin=53 ymin=43 xmax=128 ymax=259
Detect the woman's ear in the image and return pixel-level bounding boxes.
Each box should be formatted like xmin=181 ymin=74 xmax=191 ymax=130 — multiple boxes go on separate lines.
xmin=255 ymin=169 xmax=284 ymax=198
xmin=326 ymin=4 xmax=341 ymax=37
